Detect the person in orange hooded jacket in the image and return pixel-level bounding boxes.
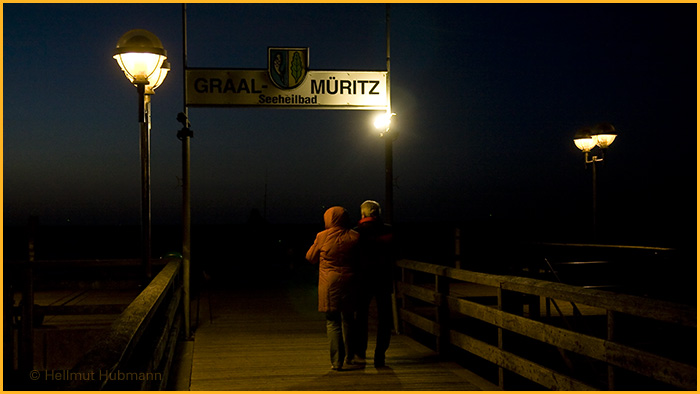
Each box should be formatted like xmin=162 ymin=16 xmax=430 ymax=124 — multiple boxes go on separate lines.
xmin=306 ymin=206 xmax=361 ymax=370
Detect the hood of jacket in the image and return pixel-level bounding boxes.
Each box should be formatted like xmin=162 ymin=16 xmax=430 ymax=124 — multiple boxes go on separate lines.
xmin=324 ymin=206 xmax=349 ymax=229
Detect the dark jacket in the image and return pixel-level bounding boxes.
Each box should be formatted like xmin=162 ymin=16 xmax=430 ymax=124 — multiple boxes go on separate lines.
xmin=355 ymin=216 xmax=394 ymax=293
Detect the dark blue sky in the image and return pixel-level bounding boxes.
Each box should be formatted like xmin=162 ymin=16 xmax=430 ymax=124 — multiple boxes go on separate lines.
xmin=3 ymin=3 xmax=696 ymax=247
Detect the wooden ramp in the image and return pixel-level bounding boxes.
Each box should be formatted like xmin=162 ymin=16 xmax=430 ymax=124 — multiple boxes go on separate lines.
xmin=188 ymin=280 xmax=498 ymax=391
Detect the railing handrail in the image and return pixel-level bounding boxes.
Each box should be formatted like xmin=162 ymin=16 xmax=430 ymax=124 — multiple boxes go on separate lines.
xmin=395 ymin=258 xmax=696 ymax=390
xmin=397 ymin=259 xmax=695 ymax=327
xmin=528 ymin=242 xmax=677 ymax=252
xmin=67 ymin=258 xmax=183 ymax=390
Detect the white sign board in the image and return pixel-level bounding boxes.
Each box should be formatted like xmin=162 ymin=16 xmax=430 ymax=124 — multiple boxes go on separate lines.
xmin=186 ymin=69 xmax=387 ymax=110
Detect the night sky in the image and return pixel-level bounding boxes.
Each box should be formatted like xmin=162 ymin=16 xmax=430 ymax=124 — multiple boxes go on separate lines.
xmin=3 ymin=3 xmax=696 ymax=248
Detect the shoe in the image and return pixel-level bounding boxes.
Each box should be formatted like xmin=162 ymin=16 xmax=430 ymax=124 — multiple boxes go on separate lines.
xmin=347 ymin=356 xmax=367 ymax=365
xmin=343 ymin=359 xmax=364 ymax=370
xmin=331 ymin=364 xmax=342 ymax=371
xmin=374 ymin=357 xmax=385 ymax=368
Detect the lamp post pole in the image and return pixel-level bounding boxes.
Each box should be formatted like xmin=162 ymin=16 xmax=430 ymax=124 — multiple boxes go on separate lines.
xmin=181 ymin=124 xmax=191 ymax=337
xmin=180 ymin=2 xmax=192 ymax=338
xmin=140 ymin=83 xmax=152 ymax=280
xmin=373 ymin=5 xmax=396 ymax=224
xmin=384 ymin=134 xmax=393 ymax=225
xmin=384 ymin=3 xmax=393 ymax=225
xmin=591 ymin=157 xmax=598 ymax=239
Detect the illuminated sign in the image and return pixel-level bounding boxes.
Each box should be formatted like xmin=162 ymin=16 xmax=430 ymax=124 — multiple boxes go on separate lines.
xmin=185 ymin=48 xmax=387 ymax=110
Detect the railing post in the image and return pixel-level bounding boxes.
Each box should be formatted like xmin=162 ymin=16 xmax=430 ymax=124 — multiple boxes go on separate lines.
xmin=454 ymin=227 xmax=461 ymax=269
xmin=436 ymin=273 xmax=450 ymax=356
xmin=527 ymin=294 xmax=541 ymax=319
xmin=4 ymin=273 xmax=14 ymax=382
xmin=497 ymin=285 xmax=505 ymax=389
xmin=20 ymin=216 xmax=38 ymax=375
xmin=399 ymin=266 xmax=412 ymax=335
xmin=607 ymin=310 xmax=616 ymax=389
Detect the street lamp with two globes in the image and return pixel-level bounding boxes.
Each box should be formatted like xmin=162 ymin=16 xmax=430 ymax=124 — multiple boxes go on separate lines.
xmin=113 ymin=29 xmax=170 ymax=280
xmin=573 ymin=122 xmax=618 ymax=240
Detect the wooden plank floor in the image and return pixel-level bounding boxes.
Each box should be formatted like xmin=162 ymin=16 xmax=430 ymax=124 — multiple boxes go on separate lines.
xmin=189 ymin=280 xmax=498 ymax=391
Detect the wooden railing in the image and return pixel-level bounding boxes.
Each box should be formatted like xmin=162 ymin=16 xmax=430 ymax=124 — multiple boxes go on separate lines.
xmin=66 ymin=258 xmax=184 ymax=390
xmin=396 ymin=258 xmax=696 ymax=390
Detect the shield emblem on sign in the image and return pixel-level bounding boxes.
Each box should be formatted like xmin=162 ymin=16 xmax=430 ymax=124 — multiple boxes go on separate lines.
xmin=268 ymin=48 xmax=309 ymax=90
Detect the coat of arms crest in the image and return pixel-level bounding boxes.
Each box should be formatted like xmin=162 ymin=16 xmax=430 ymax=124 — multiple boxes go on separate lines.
xmin=268 ymin=48 xmax=309 ymax=90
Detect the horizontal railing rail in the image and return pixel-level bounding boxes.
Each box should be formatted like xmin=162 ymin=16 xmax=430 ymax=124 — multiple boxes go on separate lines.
xmin=66 ymin=258 xmax=184 ymax=390
xmin=396 ymin=258 xmax=696 ymax=390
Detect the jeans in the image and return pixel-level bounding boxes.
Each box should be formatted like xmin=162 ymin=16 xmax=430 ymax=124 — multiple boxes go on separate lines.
xmin=326 ymin=310 xmax=355 ymax=367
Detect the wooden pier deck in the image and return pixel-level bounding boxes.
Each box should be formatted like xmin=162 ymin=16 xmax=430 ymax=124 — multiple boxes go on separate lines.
xmin=187 ymin=279 xmax=499 ymax=391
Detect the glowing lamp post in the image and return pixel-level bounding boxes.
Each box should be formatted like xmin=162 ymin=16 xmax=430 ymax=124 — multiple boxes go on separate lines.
xmin=114 ymin=29 xmax=169 ymax=280
xmin=573 ymin=122 xmax=618 ymax=239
